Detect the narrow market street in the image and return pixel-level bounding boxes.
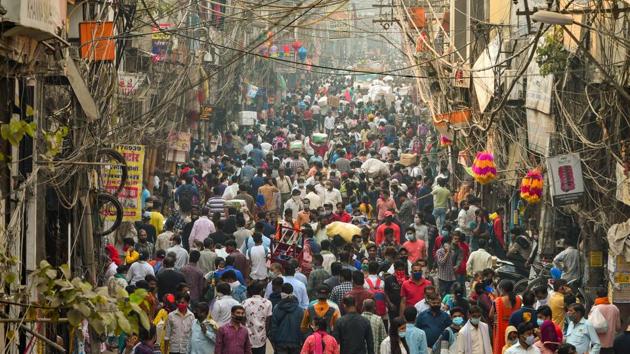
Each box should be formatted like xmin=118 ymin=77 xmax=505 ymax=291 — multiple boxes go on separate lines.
xmin=0 ymin=1 xmax=630 ymax=354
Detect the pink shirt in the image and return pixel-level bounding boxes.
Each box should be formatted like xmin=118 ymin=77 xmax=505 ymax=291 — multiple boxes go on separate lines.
xmin=590 ymin=303 xmax=621 ymax=347
xmin=189 ymin=216 xmax=215 ymax=248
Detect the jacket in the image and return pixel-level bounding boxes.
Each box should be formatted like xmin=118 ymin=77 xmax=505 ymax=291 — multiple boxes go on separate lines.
xmin=270 ymin=297 xmax=305 ymax=347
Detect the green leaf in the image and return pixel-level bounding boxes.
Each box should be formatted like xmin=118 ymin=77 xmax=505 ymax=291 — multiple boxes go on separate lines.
xmin=0 ymin=124 xmax=9 ymax=140
xmin=67 ymin=309 xmax=83 ymax=327
xmin=75 ymin=302 xmax=92 ymax=317
xmin=115 ymin=286 xmax=129 ymax=299
xmin=91 ymin=317 xmax=106 ymax=335
xmin=129 ymin=289 xmax=147 ymax=304
xmin=4 ymin=272 xmax=17 ymax=284
xmin=116 ymin=312 xmax=131 ymax=334
xmin=25 ymin=105 xmax=35 ymax=117
xmin=60 ymin=264 xmax=71 ymax=279
xmin=39 ymin=260 xmax=52 ymax=269
xmin=45 ymin=268 xmax=57 ymax=279
xmin=24 ymin=122 xmax=36 ymax=138
xmin=9 ymin=117 xmax=22 ymax=134
xmin=138 ymin=310 xmax=150 ymax=330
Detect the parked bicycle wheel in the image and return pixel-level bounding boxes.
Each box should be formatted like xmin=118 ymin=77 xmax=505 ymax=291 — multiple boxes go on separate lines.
xmin=95 ymin=148 xmax=128 ymax=197
xmin=94 ymin=193 xmax=123 ymax=236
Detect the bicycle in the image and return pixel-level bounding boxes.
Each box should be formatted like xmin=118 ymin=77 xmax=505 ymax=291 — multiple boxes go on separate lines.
xmin=87 ymin=147 xmax=128 ymax=237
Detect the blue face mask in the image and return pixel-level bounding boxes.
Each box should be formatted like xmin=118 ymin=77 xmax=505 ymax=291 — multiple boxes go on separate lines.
xmin=398 ymin=331 xmax=406 ymax=338
xmin=452 ymin=317 xmax=465 ymax=326
xmin=537 ymin=319 xmax=544 ymax=327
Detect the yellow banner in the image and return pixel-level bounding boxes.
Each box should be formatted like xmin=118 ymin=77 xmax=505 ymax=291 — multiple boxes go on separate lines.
xmin=105 ymin=145 xmax=144 ymax=222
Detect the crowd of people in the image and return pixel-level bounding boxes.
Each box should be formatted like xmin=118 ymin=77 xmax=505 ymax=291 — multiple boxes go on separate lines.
xmin=102 ymin=76 xmax=629 ymax=354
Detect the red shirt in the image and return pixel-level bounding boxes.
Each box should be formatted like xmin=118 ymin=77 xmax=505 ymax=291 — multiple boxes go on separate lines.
xmin=493 ymin=217 xmax=504 ymax=248
xmin=331 ymin=211 xmax=352 ymax=223
xmin=375 ymin=222 xmax=401 ymax=246
xmin=303 ymin=109 xmax=313 ymax=120
xmin=455 ymin=241 xmax=470 ymax=275
xmin=400 ymin=278 xmax=432 ymax=306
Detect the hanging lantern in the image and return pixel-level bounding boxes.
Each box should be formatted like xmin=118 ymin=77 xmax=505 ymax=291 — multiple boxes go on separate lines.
xmin=439 ymin=135 xmax=452 ymax=147
xmin=283 ymin=45 xmax=290 ymax=54
xmin=471 ymin=151 xmax=497 ymax=184
xmin=270 ymin=45 xmax=278 ymax=58
xmin=292 ymin=40 xmax=302 ymax=50
xmin=298 ymin=46 xmax=307 ymax=61
xmin=520 ymin=168 xmax=543 ymax=204
xmin=267 ymin=31 xmax=274 ymax=40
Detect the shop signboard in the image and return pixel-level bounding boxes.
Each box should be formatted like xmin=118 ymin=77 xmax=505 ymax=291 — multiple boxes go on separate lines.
xmin=105 ymin=145 xmax=145 ymax=222
xmin=152 ymin=23 xmax=174 ymax=62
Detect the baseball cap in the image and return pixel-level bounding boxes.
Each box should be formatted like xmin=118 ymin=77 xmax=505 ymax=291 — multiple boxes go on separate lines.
xmin=316 ymin=285 xmax=330 ymax=299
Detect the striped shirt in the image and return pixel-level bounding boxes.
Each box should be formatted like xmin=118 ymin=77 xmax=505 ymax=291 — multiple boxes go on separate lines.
xmin=205 ymin=196 xmax=226 ymax=219
xmin=436 ymin=247 xmax=457 ymax=281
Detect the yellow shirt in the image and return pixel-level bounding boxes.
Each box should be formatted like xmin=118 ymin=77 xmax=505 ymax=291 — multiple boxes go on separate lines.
xmin=125 ymin=249 xmax=139 ymax=265
xmin=150 ymin=211 xmax=165 ymax=235
xmin=154 ymin=309 xmax=169 ymax=350
xmin=549 ymin=292 xmax=565 ymax=329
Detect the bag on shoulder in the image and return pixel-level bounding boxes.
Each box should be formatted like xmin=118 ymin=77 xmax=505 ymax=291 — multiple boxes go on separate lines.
xmin=307 ymin=306 xmax=335 ymax=334
xmin=590 ymin=306 xmax=608 ymax=334
xmin=365 ymin=278 xmax=387 ymax=316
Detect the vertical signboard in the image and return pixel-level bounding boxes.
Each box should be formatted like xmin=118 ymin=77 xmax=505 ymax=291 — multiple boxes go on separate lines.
xmin=546 ymin=153 xmax=584 ymax=206
xmin=152 ymin=24 xmax=174 ymax=62
xmin=105 ymin=145 xmax=145 ymax=221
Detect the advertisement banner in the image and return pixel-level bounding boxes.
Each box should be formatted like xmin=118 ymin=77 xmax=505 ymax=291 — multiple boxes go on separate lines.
xmin=546 ymin=153 xmax=584 ymax=206
xmin=167 ymin=132 xmax=191 ymax=152
xmin=152 ymin=24 xmax=174 ymax=62
xmin=105 ymin=145 xmax=145 ymax=222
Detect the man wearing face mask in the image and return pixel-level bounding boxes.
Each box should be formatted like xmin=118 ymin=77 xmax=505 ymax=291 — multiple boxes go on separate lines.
xmin=402 ymin=307 xmax=429 ymax=354
xmin=415 ymin=294 xmax=452 ymax=349
xmin=505 ymin=322 xmax=541 ymax=354
xmin=400 ymin=262 xmax=432 ymax=314
xmin=164 ymin=292 xmax=195 ymax=354
xmin=283 ymin=189 xmax=303 ymax=220
xmin=454 ymin=305 xmax=492 ymax=354
xmin=432 ymin=307 xmax=467 ymax=353
xmin=215 ymin=305 xmax=252 ymax=354
xmin=403 ymin=226 xmax=427 ymax=264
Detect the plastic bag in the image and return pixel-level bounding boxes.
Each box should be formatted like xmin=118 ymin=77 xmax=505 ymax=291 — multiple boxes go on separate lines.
xmin=590 ymin=306 xmax=608 ymax=334
xmin=326 ymin=221 xmax=362 ymax=243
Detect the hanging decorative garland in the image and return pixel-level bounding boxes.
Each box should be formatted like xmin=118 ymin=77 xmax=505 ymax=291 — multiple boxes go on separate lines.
xmin=439 ymin=135 xmax=452 ymax=147
xmin=520 ymin=168 xmax=543 ymax=204
xmin=471 ymin=151 xmax=497 ymax=184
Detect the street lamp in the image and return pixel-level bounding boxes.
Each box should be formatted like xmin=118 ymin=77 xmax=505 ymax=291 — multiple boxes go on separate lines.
xmin=530 ymin=10 xmax=630 ymax=103
xmin=531 ymin=10 xmax=572 ymax=25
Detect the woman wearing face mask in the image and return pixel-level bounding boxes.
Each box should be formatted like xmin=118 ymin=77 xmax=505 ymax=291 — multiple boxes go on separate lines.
xmin=502 ymin=326 xmax=519 ymax=353
xmin=380 ymin=317 xmax=409 ymax=354
xmin=533 ymin=314 xmax=562 ymax=354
